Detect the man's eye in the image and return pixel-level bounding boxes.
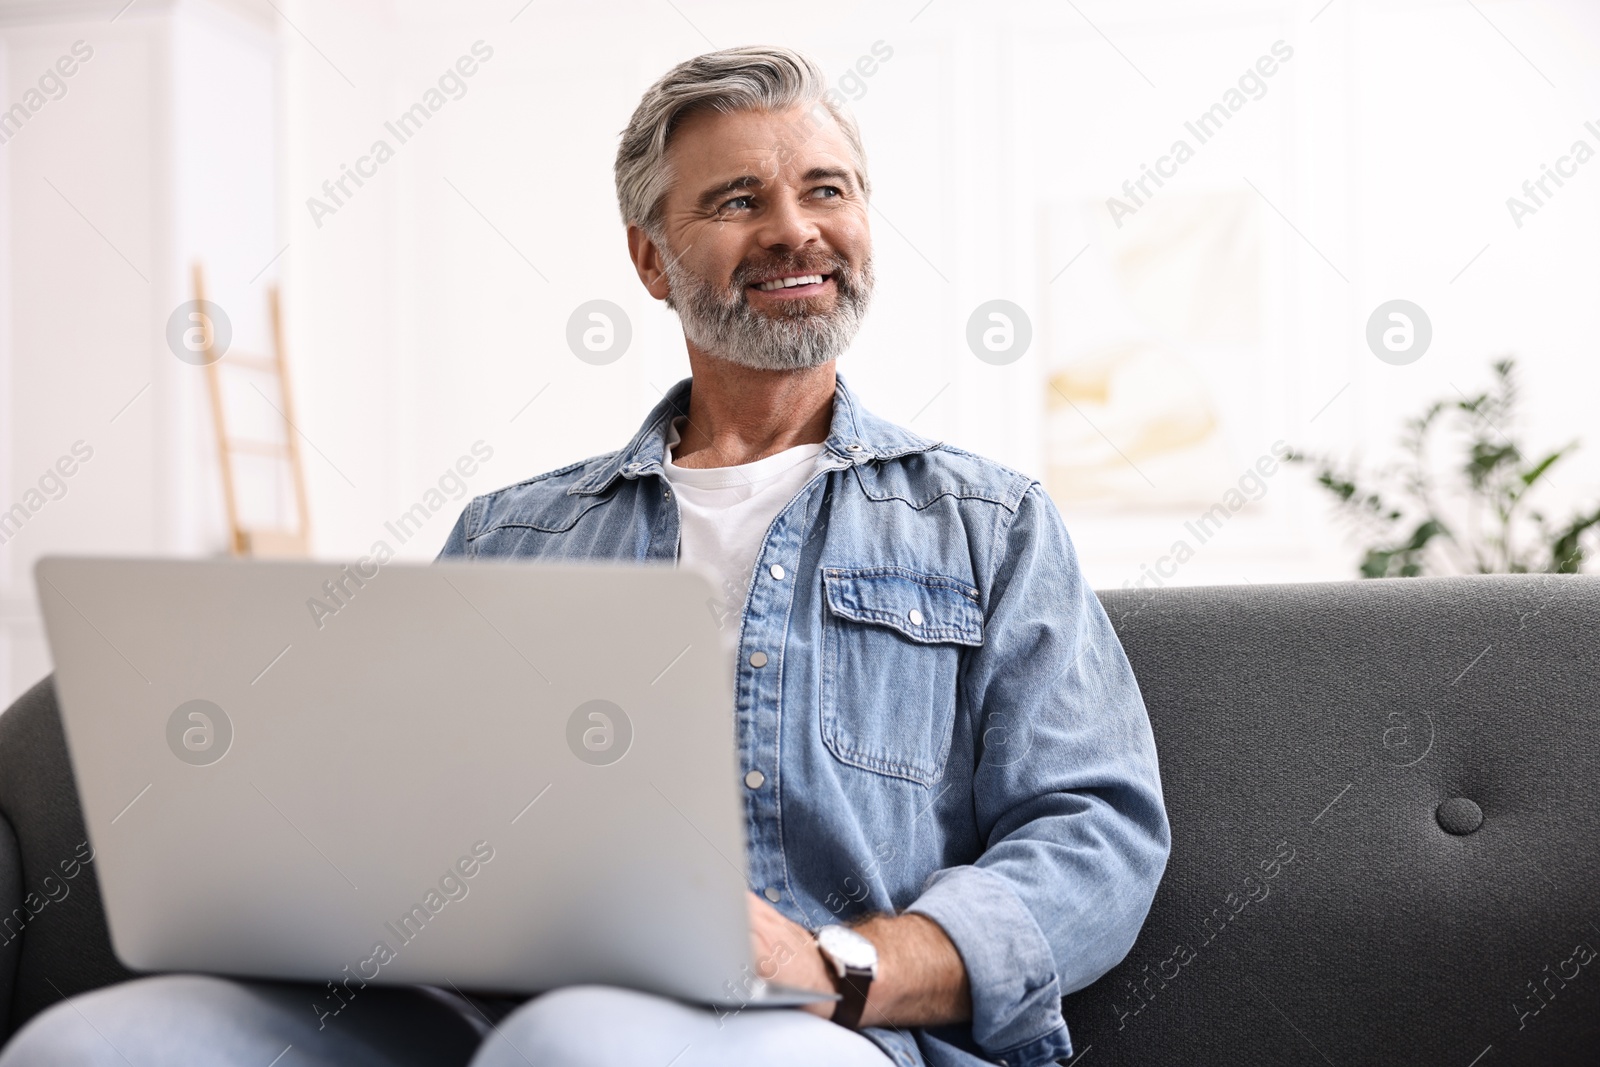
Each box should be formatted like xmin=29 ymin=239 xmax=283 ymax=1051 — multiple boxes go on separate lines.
xmin=718 ymin=187 xmax=841 ymax=214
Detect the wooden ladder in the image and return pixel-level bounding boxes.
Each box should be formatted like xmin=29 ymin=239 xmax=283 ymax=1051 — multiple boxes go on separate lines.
xmin=193 ymin=264 xmax=310 ymax=557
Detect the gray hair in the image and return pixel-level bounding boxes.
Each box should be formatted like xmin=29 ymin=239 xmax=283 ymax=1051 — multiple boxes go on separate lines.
xmin=613 ymin=46 xmax=872 ymax=238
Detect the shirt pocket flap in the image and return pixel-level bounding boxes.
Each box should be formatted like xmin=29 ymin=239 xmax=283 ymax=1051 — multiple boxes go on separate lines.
xmin=821 ymin=567 xmax=984 ymax=647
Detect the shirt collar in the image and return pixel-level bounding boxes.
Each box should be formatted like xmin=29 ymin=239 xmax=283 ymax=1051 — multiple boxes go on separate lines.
xmin=566 ymin=370 xmax=940 ymax=496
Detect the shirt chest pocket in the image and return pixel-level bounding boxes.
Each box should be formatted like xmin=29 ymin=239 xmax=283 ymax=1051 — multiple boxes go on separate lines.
xmin=820 ymin=567 xmax=984 ymax=787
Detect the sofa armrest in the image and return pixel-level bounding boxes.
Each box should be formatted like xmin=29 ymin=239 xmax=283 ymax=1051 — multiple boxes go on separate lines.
xmin=0 ymin=812 xmax=22 ymax=1036
xmin=0 ymin=675 xmax=134 ymax=1039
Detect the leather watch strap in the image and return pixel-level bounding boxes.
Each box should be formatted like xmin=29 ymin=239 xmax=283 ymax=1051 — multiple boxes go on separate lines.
xmin=830 ymin=965 xmax=872 ymax=1029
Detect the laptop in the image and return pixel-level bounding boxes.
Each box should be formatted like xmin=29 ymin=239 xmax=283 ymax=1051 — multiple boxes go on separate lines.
xmin=34 ymin=556 xmax=833 ymax=1009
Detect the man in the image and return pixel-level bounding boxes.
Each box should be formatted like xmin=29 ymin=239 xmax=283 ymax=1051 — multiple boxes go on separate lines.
xmin=2 ymin=45 xmax=1167 ymax=1067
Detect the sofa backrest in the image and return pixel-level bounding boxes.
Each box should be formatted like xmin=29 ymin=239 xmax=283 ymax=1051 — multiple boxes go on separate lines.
xmin=1065 ymin=574 xmax=1600 ymax=1065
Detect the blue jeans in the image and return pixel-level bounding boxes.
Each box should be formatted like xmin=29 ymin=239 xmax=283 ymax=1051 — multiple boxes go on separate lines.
xmin=0 ymin=976 xmax=893 ymax=1066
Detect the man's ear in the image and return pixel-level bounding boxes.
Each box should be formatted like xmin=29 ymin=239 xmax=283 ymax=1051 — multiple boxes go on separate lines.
xmin=627 ymin=224 xmax=673 ymax=302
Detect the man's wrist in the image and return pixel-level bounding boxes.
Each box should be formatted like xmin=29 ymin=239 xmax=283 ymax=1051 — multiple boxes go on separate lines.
xmin=850 ymin=912 xmax=971 ymax=1028
xmin=815 ymin=923 xmax=878 ymax=1028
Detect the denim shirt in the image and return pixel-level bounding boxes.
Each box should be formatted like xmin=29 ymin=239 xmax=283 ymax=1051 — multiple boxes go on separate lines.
xmin=437 ymin=372 xmax=1170 ymax=1067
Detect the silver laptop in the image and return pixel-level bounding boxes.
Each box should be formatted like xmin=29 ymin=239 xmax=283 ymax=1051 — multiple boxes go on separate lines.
xmin=34 ymin=556 xmax=832 ymax=1009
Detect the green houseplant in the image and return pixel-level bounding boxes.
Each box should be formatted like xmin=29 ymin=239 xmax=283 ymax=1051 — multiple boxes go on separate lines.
xmin=1290 ymin=359 xmax=1600 ymax=578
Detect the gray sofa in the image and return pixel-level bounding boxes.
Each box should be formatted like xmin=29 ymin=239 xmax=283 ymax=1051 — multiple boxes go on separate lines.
xmin=0 ymin=574 xmax=1595 ymax=1064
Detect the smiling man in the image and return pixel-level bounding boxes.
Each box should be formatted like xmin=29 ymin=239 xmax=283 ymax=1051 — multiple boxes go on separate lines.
xmin=428 ymin=45 xmax=1171 ymax=1067
xmin=1 ymin=45 xmax=1167 ymax=1067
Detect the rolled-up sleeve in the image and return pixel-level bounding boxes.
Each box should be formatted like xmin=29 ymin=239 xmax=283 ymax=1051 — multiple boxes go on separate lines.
xmin=906 ymin=482 xmax=1170 ymax=1065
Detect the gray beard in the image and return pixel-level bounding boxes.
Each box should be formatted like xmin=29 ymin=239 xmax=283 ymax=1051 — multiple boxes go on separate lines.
xmin=660 ymin=245 xmax=875 ymax=371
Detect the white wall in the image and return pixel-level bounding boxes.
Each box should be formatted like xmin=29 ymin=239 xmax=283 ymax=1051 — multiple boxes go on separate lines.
xmin=0 ymin=0 xmax=278 ymax=703
xmin=276 ymin=0 xmax=1600 ymax=586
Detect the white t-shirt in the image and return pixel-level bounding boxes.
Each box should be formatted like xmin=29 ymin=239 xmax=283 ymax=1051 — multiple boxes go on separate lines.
xmin=661 ymin=416 xmax=827 ymax=657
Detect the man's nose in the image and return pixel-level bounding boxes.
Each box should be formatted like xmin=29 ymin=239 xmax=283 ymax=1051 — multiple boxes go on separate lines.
xmin=754 ymin=189 xmax=821 ymax=251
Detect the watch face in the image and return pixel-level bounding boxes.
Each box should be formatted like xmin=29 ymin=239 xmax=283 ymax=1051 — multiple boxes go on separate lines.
xmin=817 ymin=925 xmax=879 ymax=972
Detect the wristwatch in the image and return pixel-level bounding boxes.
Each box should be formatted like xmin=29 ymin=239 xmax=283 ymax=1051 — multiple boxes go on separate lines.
xmin=815 ymin=924 xmax=878 ymax=1029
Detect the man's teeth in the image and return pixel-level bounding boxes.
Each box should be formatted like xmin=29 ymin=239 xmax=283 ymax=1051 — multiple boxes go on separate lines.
xmin=755 ymin=273 xmax=826 ymax=292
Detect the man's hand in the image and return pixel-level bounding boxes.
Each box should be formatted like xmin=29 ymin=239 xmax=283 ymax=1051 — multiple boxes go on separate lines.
xmin=746 ymin=892 xmax=973 ymax=1028
xmin=746 ymin=891 xmax=836 ymax=1018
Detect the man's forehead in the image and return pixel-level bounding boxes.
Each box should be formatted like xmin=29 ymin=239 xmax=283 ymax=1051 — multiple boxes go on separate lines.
xmin=667 ymin=105 xmax=851 ymax=178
